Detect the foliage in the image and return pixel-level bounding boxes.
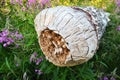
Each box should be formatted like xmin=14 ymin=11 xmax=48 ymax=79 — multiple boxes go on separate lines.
xmin=0 ymin=0 xmax=120 ymax=80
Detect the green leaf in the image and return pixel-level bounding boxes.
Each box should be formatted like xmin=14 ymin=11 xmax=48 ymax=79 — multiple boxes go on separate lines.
xmin=5 ymin=57 xmax=17 ymax=77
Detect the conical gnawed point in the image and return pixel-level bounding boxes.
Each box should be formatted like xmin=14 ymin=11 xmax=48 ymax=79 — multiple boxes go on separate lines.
xmin=34 ymin=6 xmax=110 ymax=66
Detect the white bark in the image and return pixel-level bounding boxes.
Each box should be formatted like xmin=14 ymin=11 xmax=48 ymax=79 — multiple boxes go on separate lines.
xmin=34 ymin=6 xmax=110 ymax=66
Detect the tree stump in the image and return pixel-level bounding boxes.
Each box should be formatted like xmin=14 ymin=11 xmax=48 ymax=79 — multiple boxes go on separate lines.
xmin=34 ymin=6 xmax=110 ymax=67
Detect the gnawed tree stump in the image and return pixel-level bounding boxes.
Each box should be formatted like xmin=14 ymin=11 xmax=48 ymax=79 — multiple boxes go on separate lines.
xmin=34 ymin=6 xmax=110 ymax=67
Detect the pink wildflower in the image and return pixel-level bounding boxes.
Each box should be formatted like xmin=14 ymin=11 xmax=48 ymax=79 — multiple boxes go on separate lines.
xmin=39 ymin=0 xmax=51 ymax=7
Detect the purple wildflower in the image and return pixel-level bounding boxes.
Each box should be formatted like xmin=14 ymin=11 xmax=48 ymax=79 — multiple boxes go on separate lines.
xmin=19 ymin=0 xmax=23 ymax=5
xmin=27 ymin=0 xmax=36 ymax=6
xmin=116 ymin=25 xmax=120 ymax=31
xmin=103 ymin=76 xmax=109 ymax=80
xmin=1 ymin=29 xmax=9 ymax=37
xmin=26 ymin=0 xmax=36 ymax=9
xmin=35 ymin=57 xmax=43 ymax=65
xmin=115 ymin=0 xmax=120 ymax=7
xmin=35 ymin=69 xmax=42 ymax=75
xmin=30 ymin=52 xmax=43 ymax=65
xmin=30 ymin=52 xmax=38 ymax=62
xmin=2 ymin=37 xmax=14 ymax=47
xmin=13 ymin=31 xmax=23 ymax=40
xmin=10 ymin=0 xmax=15 ymax=4
xmin=16 ymin=0 xmax=19 ymax=3
xmin=0 ymin=37 xmax=4 ymax=43
xmin=16 ymin=34 xmax=23 ymax=40
xmin=10 ymin=32 xmax=14 ymax=37
xmin=39 ymin=0 xmax=49 ymax=5
xmin=0 ymin=29 xmax=23 ymax=48
xmin=3 ymin=43 xmax=7 ymax=47
xmin=28 ymin=0 xmax=36 ymax=4
xmin=6 ymin=41 xmax=11 ymax=45
xmin=21 ymin=7 xmax=26 ymax=11
xmin=7 ymin=38 xmax=14 ymax=43
xmin=26 ymin=2 xmax=29 ymax=8
xmin=33 ymin=52 xmax=37 ymax=57
xmin=0 ymin=30 xmax=14 ymax=47
xmin=39 ymin=0 xmax=51 ymax=7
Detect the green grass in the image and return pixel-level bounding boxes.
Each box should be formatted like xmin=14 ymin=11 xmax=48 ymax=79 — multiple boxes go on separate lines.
xmin=0 ymin=0 xmax=120 ymax=80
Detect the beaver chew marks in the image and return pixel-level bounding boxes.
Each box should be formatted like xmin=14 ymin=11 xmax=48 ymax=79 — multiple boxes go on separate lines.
xmin=40 ymin=29 xmax=70 ymax=66
xmin=34 ymin=6 xmax=110 ymax=66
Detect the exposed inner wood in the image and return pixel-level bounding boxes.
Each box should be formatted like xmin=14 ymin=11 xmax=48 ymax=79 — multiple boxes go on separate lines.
xmin=40 ymin=29 xmax=70 ymax=64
